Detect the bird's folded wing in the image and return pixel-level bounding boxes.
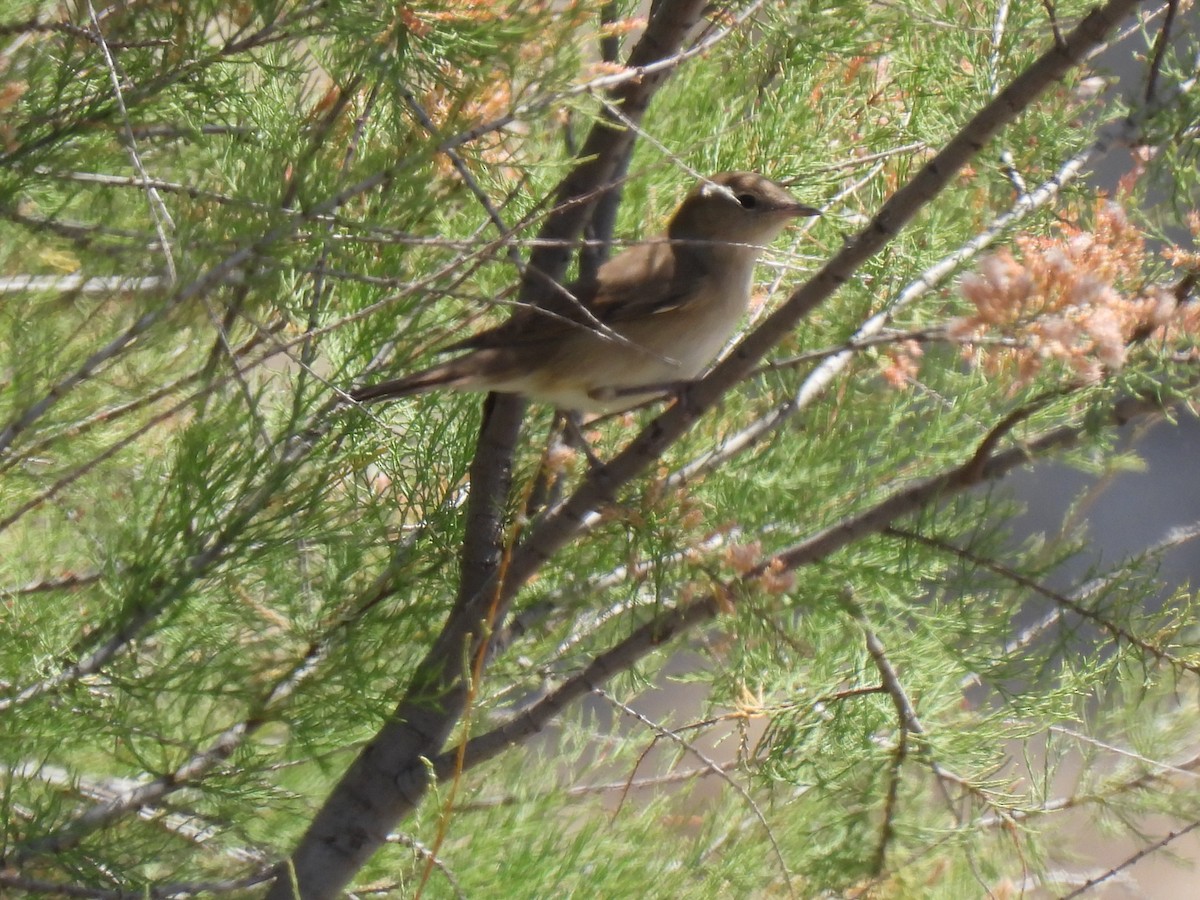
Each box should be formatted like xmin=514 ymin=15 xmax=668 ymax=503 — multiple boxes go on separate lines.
xmin=442 ymin=242 xmax=700 ymax=352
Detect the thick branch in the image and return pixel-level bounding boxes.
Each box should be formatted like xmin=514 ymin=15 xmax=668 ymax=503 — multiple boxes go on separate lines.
xmin=266 ymin=3 xmax=711 ymax=897
xmin=271 ymin=1 xmax=1148 ymax=894
xmin=484 ymin=0 xmax=1151 ymax=658
xmin=425 ymin=390 xmax=1177 ymax=782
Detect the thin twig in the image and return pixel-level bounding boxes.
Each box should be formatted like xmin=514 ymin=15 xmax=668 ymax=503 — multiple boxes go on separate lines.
xmin=594 ymin=687 xmax=796 ymax=898
xmin=387 ymin=834 xmax=466 ymax=900
xmin=988 ymin=0 xmax=1013 ymax=98
xmin=0 ymin=324 xmax=277 ymax=478
xmin=456 ymin=760 xmax=742 ymax=810
xmin=888 ymin=526 xmax=1200 ymax=677
xmin=1143 ymin=0 xmax=1178 ymax=103
xmin=85 ymin=1 xmax=177 ymax=284
xmin=11 ymin=570 xmax=379 ymax=859
xmin=1059 ymin=818 xmax=1200 ymax=899
xmin=2 ymin=569 xmax=103 ymax=596
xmin=296 ymin=78 xmax=376 ymax=382
xmin=671 ymin=104 xmax=1134 ymax=486
xmin=841 ymin=591 xmax=971 ymax=839
xmin=12 ymin=760 xmax=269 ymax=865
xmin=0 ymin=274 xmax=163 ymax=294
xmin=972 ymin=746 xmax=1200 ymax=829
xmin=0 ymin=871 xmax=276 ymax=899
xmin=0 ymin=321 xmax=287 ymax=534
xmin=429 ymin=388 xmax=1186 ymax=788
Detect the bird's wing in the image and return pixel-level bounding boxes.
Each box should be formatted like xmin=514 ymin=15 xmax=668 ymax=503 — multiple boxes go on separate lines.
xmin=589 ymin=241 xmax=700 ymax=321
xmin=442 ymin=241 xmax=700 ymax=353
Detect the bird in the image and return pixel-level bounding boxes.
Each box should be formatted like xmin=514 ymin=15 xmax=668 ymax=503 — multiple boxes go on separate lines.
xmin=350 ymin=172 xmax=819 ymax=413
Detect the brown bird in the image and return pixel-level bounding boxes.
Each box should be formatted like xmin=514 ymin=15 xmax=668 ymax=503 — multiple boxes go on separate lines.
xmin=351 ymin=172 xmax=818 ymax=413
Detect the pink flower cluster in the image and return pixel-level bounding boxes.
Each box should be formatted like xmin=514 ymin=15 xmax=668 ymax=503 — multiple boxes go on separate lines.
xmin=950 ymin=201 xmax=1195 ymax=385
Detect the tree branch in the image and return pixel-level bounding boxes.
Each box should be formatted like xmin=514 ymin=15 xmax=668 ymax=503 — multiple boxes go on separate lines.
xmin=266 ymin=2 xmax=713 ymax=896
xmin=489 ymin=0 xmax=1151 ymax=683
xmin=424 ymin=386 xmax=1182 ymax=784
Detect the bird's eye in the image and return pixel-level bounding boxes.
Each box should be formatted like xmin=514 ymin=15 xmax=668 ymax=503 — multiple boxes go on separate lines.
xmin=736 ymin=193 xmax=758 ymax=209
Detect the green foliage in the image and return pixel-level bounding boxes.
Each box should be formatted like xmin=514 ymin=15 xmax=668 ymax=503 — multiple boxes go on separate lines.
xmin=2 ymin=0 xmax=1200 ymax=897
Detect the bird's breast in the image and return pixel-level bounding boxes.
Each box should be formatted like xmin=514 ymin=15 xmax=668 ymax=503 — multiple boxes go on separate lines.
xmin=652 ymin=261 xmax=756 ymax=375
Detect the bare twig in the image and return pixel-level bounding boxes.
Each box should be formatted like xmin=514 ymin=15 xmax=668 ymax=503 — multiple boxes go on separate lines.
xmin=1059 ymin=818 xmax=1200 ymax=899
xmin=387 ymin=833 xmax=466 ymax=900
xmin=595 ymin=687 xmax=796 ymax=897
xmin=672 ymin=104 xmax=1135 ymax=485
xmin=2 ymin=569 xmax=103 ymax=596
xmin=888 ymin=526 xmax=1200 ymax=677
xmin=84 ymin=1 xmax=176 ymax=282
xmin=1144 ymin=0 xmax=1179 ymax=103
xmin=0 ymin=871 xmax=275 ymax=899
xmin=0 ymin=321 xmax=287 ymax=534
xmin=427 ymin=389 xmax=1183 ymax=789
xmin=988 ymin=0 xmax=1014 ymax=98
xmin=0 ymin=274 xmax=163 ymax=294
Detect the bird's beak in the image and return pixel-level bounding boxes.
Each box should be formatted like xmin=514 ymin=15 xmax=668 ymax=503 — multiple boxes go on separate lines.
xmin=783 ymin=202 xmax=821 ymax=218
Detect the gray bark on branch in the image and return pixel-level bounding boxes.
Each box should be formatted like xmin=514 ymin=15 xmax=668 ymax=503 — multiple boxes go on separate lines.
xmin=266 ymin=2 xmax=711 ymax=897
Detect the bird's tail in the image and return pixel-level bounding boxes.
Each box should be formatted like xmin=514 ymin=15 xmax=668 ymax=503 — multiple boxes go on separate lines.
xmin=349 ymin=360 xmax=473 ymax=405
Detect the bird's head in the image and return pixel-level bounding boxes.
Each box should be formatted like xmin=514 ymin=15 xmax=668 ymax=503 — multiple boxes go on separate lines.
xmin=667 ymin=172 xmax=819 ymax=255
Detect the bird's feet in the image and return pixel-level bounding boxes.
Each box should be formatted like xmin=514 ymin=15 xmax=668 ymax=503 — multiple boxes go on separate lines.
xmin=562 ymin=412 xmax=606 ymax=470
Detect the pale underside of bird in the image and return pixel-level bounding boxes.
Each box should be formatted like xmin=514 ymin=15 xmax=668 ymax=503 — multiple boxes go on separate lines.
xmin=351 ymin=172 xmax=818 ymax=413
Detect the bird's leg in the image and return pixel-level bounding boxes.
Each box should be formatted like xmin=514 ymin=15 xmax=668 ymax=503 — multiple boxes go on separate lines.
xmin=527 ymin=416 xmax=568 ymax=516
xmin=561 ymin=410 xmax=605 ymax=469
